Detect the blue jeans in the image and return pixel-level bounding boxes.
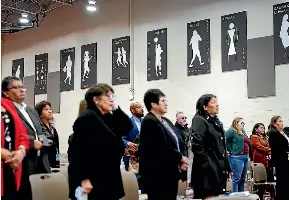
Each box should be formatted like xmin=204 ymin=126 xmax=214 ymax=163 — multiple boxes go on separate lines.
xmin=229 ymin=155 xmax=248 ymax=192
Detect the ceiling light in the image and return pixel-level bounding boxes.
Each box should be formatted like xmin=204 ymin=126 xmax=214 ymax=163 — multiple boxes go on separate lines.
xmin=19 ymin=13 xmax=29 ymax=24
xmin=86 ymin=0 xmax=97 ymax=12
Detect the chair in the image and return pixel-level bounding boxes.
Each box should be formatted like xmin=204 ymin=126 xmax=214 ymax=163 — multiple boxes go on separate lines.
xmin=120 ymin=171 xmax=139 ymax=200
xmin=178 ymin=180 xmax=187 ymax=196
xmin=250 ymin=163 xmax=276 ymax=196
xmin=29 ymin=173 xmax=69 ymax=200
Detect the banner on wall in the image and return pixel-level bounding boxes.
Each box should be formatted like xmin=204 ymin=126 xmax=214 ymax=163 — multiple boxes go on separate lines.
xmin=187 ymin=19 xmax=211 ymax=76
xmin=273 ymin=2 xmax=289 ymax=65
xmin=60 ymin=47 xmax=75 ymax=92
xmin=221 ymin=11 xmax=247 ymax=72
xmin=35 ymin=53 xmax=48 ymax=95
xmin=12 ymin=58 xmax=24 ymax=80
xmin=112 ymin=36 xmax=130 ymax=85
xmin=81 ymin=42 xmax=97 ymax=89
xmin=147 ymin=28 xmax=167 ymax=81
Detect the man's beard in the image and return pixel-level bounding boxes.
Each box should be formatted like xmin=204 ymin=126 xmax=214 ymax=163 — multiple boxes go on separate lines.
xmin=136 ymin=113 xmax=144 ymax=118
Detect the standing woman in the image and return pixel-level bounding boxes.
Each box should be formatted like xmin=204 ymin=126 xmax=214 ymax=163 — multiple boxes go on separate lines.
xmin=1 ymin=96 xmax=30 ymax=199
xmin=225 ymin=117 xmax=250 ymax=192
xmin=250 ymin=123 xmax=274 ymax=199
xmin=69 ymin=84 xmax=133 ymax=200
xmin=268 ymin=116 xmax=289 ymax=200
xmin=35 ymin=101 xmax=60 ymax=168
xmin=190 ymin=94 xmax=230 ymax=199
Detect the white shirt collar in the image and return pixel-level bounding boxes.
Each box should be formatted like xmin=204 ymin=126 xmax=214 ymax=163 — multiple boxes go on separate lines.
xmin=13 ymin=102 xmax=27 ymax=109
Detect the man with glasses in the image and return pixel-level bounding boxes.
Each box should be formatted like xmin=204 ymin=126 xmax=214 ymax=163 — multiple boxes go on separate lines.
xmin=175 ymin=112 xmax=191 ymax=185
xmin=139 ymin=89 xmax=189 ymax=200
xmin=1 ymin=76 xmax=51 ymax=200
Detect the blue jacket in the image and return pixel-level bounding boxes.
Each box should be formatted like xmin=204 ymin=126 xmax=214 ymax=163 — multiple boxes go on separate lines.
xmin=122 ymin=116 xmax=141 ymax=148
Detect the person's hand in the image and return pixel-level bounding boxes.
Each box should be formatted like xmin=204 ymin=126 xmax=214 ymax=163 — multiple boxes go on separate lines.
xmin=81 ymin=179 xmax=93 ymax=194
xmin=181 ymin=163 xmax=189 ymax=171
xmin=128 ymin=142 xmax=138 ymax=152
xmin=34 ymin=140 xmax=43 ymax=150
xmin=1 ymin=148 xmax=13 ymax=161
xmin=181 ymin=156 xmax=189 ymax=165
xmin=5 ymin=149 xmax=25 ymax=170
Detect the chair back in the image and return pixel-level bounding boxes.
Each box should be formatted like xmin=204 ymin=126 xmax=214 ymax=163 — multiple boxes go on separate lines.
xmin=178 ymin=180 xmax=187 ymax=196
xmin=251 ymin=163 xmax=267 ymax=182
xmin=120 ymin=171 xmax=139 ymax=200
xmin=29 ymin=173 xmax=69 ymax=200
xmin=207 ymin=194 xmax=260 ymax=199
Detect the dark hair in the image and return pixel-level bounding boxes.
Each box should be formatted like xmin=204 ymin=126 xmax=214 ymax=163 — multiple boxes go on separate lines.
xmin=35 ymin=101 xmax=52 ymax=116
xmin=1 ymin=76 xmax=21 ymax=97
xmin=196 ymin=94 xmax=216 ymax=116
xmin=143 ymin=89 xmax=165 ymax=112
xmin=268 ymin=115 xmax=281 ymax=131
xmin=85 ymin=83 xmax=114 ymax=108
xmin=252 ymin=123 xmax=265 ymax=135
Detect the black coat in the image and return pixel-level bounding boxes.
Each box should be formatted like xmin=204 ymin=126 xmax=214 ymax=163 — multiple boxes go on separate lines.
xmin=190 ymin=114 xmax=230 ymax=198
xmin=268 ymin=129 xmax=289 ymax=200
xmin=175 ymin=122 xmax=190 ymax=157
xmin=139 ymin=112 xmax=182 ymax=199
xmin=68 ymin=106 xmax=133 ymax=200
xmin=41 ymin=123 xmax=60 ymax=168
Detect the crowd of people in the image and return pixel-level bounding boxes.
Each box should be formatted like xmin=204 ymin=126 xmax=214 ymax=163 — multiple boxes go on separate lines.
xmin=1 ymin=75 xmax=289 ymax=200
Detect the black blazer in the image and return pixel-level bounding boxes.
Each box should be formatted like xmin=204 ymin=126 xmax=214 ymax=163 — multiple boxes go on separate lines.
xmin=268 ymin=129 xmax=289 ymax=166
xmin=69 ymin=106 xmax=132 ymax=199
xmin=41 ymin=123 xmax=60 ymax=168
xmin=139 ymin=113 xmax=182 ymax=194
xmin=190 ymin=114 xmax=229 ymax=197
xmin=15 ymin=105 xmax=51 ymax=174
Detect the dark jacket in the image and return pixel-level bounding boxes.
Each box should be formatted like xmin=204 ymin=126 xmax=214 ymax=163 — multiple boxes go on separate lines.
xmin=268 ymin=129 xmax=289 ymax=200
xmin=139 ymin=112 xmax=182 ymax=198
xmin=68 ymin=106 xmax=133 ymax=200
xmin=67 ymin=133 xmax=73 ymax=163
xmin=15 ymin=105 xmax=51 ymax=175
xmin=190 ymin=114 xmax=230 ymax=198
xmin=41 ymin=122 xmax=60 ymax=168
xmin=175 ymin=122 xmax=190 ymax=157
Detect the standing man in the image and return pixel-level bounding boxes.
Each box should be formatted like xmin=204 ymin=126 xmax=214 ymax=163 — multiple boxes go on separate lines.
xmin=122 ymin=102 xmax=144 ymax=171
xmin=139 ymin=89 xmax=189 ymax=200
xmin=1 ymin=76 xmax=51 ymax=200
xmin=175 ymin=111 xmax=191 ymax=184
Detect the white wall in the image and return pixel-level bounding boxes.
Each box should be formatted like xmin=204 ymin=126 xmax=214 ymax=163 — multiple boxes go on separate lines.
xmin=2 ymin=0 xmax=289 ymax=152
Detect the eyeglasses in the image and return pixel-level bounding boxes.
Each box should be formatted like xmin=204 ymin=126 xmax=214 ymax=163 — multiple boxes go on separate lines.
xmin=106 ymin=93 xmax=116 ymax=100
xmin=160 ymin=99 xmax=168 ymax=104
xmin=10 ymin=85 xmax=26 ymax=90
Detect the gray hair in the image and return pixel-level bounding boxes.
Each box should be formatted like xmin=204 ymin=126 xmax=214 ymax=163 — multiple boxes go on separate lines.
xmin=176 ymin=111 xmax=184 ymax=118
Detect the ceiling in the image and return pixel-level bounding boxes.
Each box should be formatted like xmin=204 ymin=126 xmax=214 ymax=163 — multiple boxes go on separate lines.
xmin=1 ymin=0 xmax=79 ymax=34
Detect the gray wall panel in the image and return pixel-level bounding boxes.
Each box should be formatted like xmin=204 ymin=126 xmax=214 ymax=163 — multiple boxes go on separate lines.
xmin=247 ymin=36 xmax=275 ymax=98
xmin=23 ymin=75 xmax=35 ymax=107
xmin=47 ymin=71 xmax=61 ymax=113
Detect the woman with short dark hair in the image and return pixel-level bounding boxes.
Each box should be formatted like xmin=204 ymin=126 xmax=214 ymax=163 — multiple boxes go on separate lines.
xmin=35 ymin=101 xmax=60 ymax=168
xmin=190 ymin=94 xmax=230 ymax=199
xmin=69 ymin=83 xmax=133 ymax=200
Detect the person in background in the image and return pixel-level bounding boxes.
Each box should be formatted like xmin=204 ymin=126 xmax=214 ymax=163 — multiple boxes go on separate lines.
xmin=35 ymin=101 xmax=60 ymax=168
xmin=139 ymin=89 xmax=189 ymax=200
xmin=190 ymin=94 xmax=229 ymax=199
xmin=1 ymin=76 xmax=51 ymax=200
xmin=1 ymin=97 xmax=30 ymax=199
xmin=175 ymin=111 xmax=190 ymax=184
xmin=122 ymin=102 xmax=144 ymax=171
xmin=268 ymin=116 xmax=289 ymax=200
xmin=250 ymin=123 xmax=274 ymax=200
xmin=68 ymin=83 xmax=133 ymax=200
xmin=67 ymin=99 xmax=87 ymax=164
xmin=225 ymin=117 xmax=249 ymax=193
